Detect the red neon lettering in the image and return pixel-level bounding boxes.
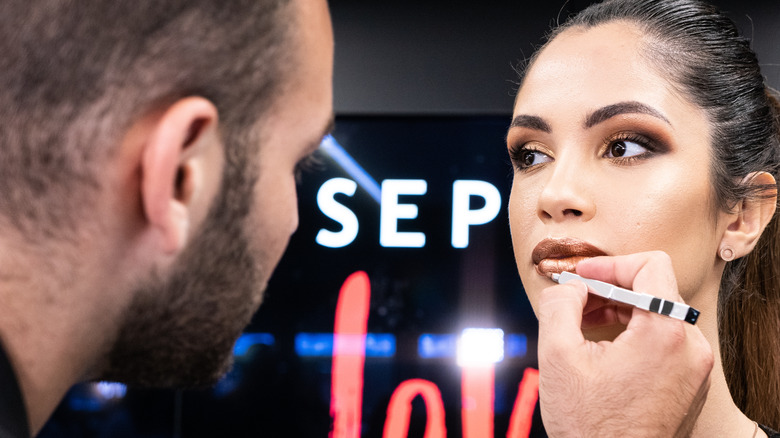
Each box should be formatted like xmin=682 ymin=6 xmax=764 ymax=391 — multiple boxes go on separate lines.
xmin=461 ymin=364 xmax=495 ymax=438
xmin=328 ymin=271 xmax=541 ymax=437
xmin=507 ymin=368 xmax=540 ymax=438
xmin=383 ymin=379 xmax=446 ymax=438
xmin=330 ymin=271 xmax=371 ymax=438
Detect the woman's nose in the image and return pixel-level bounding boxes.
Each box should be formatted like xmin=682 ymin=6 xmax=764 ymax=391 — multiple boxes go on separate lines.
xmin=536 ymin=159 xmax=596 ymax=223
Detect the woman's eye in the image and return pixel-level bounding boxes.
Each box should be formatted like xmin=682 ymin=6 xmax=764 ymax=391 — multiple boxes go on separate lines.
xmin=605 ymin=140 xmax=647 ymax=158
xmin=515 ymin=149 xmax=552 ymax=169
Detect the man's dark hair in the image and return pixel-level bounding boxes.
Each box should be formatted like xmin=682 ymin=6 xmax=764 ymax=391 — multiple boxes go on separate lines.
xmin=0 ymin=0 xmax=293 ymax=240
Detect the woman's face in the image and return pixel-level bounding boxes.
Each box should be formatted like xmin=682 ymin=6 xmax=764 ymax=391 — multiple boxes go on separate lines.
xmin=508 ymin=22 xmax=729 ymax=334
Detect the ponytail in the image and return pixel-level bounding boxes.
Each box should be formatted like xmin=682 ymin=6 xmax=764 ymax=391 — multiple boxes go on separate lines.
xmin=719 ymin=89 xmax=780 ymax=430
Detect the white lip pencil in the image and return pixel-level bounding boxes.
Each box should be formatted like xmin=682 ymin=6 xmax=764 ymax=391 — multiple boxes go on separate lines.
xmin=551 ymin=271 xmax=701 ymax=325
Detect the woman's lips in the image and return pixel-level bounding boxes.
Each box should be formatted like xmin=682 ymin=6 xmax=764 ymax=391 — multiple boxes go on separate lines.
xmin=532 ymin=238 xmax=608 ymax=278
xmin=536 ymin=256 xmax=592 ymax=277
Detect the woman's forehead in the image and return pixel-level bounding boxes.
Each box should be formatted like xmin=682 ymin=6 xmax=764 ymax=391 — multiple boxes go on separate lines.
xmin=514 ymin=22 xmax=694 ymax=122
xmin=511 ymin=20 xmax=712 ymax=153
xmin=520 ymin=23 xmax=649 ymax=97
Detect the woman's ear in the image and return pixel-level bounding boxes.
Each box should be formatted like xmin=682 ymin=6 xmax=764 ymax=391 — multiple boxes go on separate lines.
xmin=140 ymin=96 xmax=224 ymax=255
xmin=719 ymin=172 xmax=777 ymax=259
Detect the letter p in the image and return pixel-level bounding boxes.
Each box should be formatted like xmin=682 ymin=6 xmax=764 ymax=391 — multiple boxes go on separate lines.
xmin=451 ymin=180 xmax=501 ymax=249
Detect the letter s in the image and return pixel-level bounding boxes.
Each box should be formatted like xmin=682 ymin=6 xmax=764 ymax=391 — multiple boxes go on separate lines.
xmin=316 ymin=178 xmax=359 ymax=248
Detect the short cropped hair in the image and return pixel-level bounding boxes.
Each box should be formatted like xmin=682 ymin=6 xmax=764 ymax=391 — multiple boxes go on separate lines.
xmin=0 ymin=0 xmax=293 ymax=240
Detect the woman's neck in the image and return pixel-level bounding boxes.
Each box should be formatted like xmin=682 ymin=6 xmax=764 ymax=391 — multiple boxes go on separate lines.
xmin=689 ymin=287 xmax=765 ymax=438
xmin=691 ymin=351 xmax=764 ymax=437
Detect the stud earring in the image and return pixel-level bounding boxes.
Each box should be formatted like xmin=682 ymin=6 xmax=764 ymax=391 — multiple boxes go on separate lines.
xmin=720 ymin=246 xmax=735 ymax=262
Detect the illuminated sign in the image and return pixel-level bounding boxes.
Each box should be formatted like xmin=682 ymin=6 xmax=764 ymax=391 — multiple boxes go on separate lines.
xmin=329 ymin=271 xmax=540 ymax=438
xmin=313 ymin=130 xmax=541 ymax=436
xmin=316 ymin=178 xmax=502 ymax=249
xmin=44 ymin=117 xmax=538 ymax=437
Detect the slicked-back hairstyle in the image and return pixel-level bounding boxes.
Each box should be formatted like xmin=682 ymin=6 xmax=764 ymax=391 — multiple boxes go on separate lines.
xmin=518 ymin=0 xmax=780 ymax=428
xmin=0 ymin=0 xmax=293 ymax=240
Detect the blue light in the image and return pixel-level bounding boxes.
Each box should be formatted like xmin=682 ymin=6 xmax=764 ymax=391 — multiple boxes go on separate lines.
xmin=66 ymin=382 xmax=127 ymax=412
xmin=233 ymin=333 xmax=276 ymax=357
xmin=365 ymin=333 xmax=396 ymax=357
xmin=505 ymin=334 xmax=527 ymax=358
xmin=214 ymin=368 xmax=243 ymax=398
xmin=95 ymin=382 xmax=127 ymax=400
xmin=418 ymin=334 xmax=457 ymax=359
xmin=294 ymin=333 xmax=396 ymax=357
xmin=68 ymin=396 xmax=103 ymax=412
xmin=320 ymin=135 xmax=381 ymax=203
xmin=295 ymin=333 xmax=333 ymax=357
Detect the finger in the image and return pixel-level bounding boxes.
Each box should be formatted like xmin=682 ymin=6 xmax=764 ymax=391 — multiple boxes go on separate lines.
xmin=577 ymin=252 xmax=690 ymax=335
xmin=576 ymin=251 xmax=681 ymax=301
xmin=616 ymin=303 xmax=711 ymax=366
xmin=537 ymin=281 xmax=589 ymax=353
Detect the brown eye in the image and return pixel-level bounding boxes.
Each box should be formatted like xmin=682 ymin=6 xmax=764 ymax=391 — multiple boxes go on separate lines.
xmin=610 ymin=141 xmax=627 ymax=157
xmin=604 ymin=139 xmax=647 ymax=159
xmin=522 ymin=150 xmax=536 ymax=167
xmin=515 ymin=149 xmax=552 ymax=169
xmin=510 ymin=144 xmax=553 ymax=170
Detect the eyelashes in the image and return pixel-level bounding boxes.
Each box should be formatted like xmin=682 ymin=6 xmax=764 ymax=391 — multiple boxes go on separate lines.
xmin=508 ymin=131 xmax=666 ymax=172
xmin=603 ymin=131 xmax=662 ymax=157
xmin=508 ymin=143 xmax=551 ymax=171
xmin=294 ymin=150 xmax=325 ymax=183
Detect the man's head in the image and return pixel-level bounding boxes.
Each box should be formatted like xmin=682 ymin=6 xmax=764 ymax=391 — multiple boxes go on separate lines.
xmin=0 ymin=0 xmax=334 ymax=389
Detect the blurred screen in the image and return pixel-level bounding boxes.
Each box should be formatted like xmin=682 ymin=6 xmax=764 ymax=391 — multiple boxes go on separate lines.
xmin=40 ymin=115 xmax=545 ymax=438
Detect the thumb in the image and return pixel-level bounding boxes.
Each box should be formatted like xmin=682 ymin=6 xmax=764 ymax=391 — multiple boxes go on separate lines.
xmin=537 ymin=280 xmax=589 ymax=355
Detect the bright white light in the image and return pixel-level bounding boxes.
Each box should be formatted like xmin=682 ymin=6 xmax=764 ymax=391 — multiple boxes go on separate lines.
xmin=457 ymin=328 xmax=504 ymax=367
xmin=93 ymin=381 xmax=127 ymax=400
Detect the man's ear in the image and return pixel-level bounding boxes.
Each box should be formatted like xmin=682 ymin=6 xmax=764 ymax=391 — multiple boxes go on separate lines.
xmin=141 ymin=97 xmax=223 ymax=255
xmin=719 ymin=172 xmax=777 ymax=259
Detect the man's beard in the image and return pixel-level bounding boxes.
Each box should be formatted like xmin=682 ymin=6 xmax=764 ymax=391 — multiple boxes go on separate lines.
xmin=100 ymin=148 xmax=264 ymax=388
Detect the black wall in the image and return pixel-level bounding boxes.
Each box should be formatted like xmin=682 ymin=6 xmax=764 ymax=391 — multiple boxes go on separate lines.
xmin=331 ymin=0 xmax=780 ymax=115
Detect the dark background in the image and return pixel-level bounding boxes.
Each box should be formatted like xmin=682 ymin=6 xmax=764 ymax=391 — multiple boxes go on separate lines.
xmin=331 ymin=0 xmax=780 ymax=114
xmin=39 ymin=1 xmax=780 ymax=437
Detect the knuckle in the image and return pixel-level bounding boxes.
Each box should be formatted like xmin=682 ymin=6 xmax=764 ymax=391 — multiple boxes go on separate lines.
xmin=658 ymin=323 xmax=715 ymax=373
xmin=695 ymin=338 xmax=715 ymax=370
xmin=665 ymin=321 xmax=687 ymax=346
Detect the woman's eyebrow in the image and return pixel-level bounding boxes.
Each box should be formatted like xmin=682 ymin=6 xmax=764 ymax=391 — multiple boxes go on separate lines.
xmin=584 ymin=101 xmax=671 ymax=128
xmin=509 ymin=114 xmax=552 ymax=133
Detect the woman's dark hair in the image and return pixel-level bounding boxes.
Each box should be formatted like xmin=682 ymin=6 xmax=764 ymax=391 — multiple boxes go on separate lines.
xmin=522 ymin=0 xmax=780 ymax=429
